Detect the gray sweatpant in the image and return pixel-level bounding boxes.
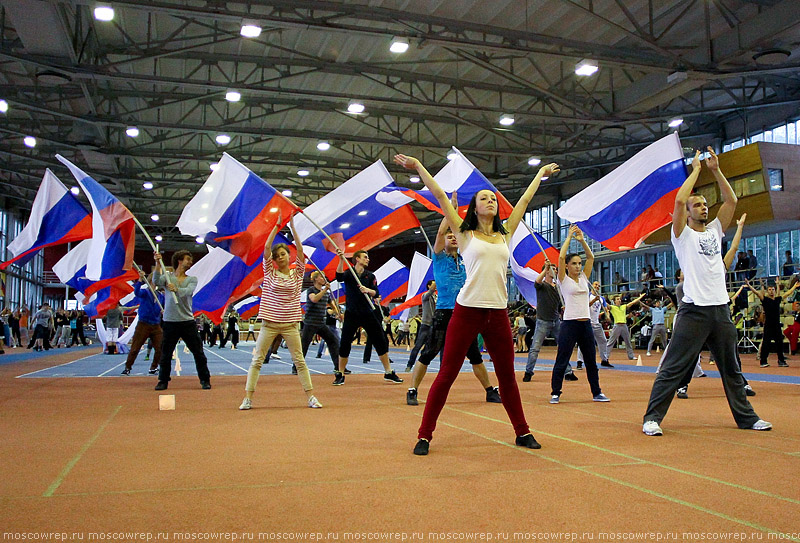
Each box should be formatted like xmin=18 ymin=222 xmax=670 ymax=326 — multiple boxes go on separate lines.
xmin=606 ymin=323 xmax=635 ymax=359
xmin=647 ymin=323 xmax=668 ymax=353
xmin=577 ymin=321 xmax=608 ymax=364
xmin=643 ymin=303 xmax=760 ymax=428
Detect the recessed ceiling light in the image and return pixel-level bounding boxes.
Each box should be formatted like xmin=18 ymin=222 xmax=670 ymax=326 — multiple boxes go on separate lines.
xmin=154 ymin=235 xmax=163 ymax=242
xmin=0 ymin=100 xmax=8 ymax=114
xmin=282 ymin=189 xmax=293 ymax=197
xmin=528 ymin=157 xmax=541 ymax=166
xmin=668 ymin=118 xmax=684 ymax=128
xmin=347 ymin=102 xmax=365 ymax=114
xmin=23 ymin=136 xmax=36 ymax=148
xmin=381 ymin=225 xmax=390 ymax=230
xmin=409 ymin=176 xmax=420 ymax=183
xmin=150 ymin=214 xmax=159 ymax=222
xmin=358 ymin=211 xmax=368 ymax=216
xmin=340 ymin=223 xmax=351 ymax=229
xmin=195 ymin=236 xmax=205 ymax=244
xmin=125 ymin=126 xmax=139 ymax=137
xmin=240 ymin=23 xmax=261 ymax=38
xmin=94 ymin=6 xmax=114 ymax=21
xmin=575 ymin=59 xmax=599 ymax=76
xmin=70 ymin=187 xmax=80 ymax=195
xmin=215 ymin=134 xmax=231 ymax=145
xmin=499 ymin=114 xmax=515 ymax=126
xmin=389 ymin=37 xmax=409 ymax=54
xmin=317 ymin=141 xmax=331 ymax=151
xmin=414 ymin=230 xmax=421 ymax=234
xmin=447 ymin=152 xmax=458 ymax=161
xmin=297 ymin=169 xmax=310 ymax=177
xmin=348 ymin=243 xmax=356 ymax=248
xmin=209 ymin=163 xmax=219 ymax=171
xmin=225 ymin=90 xmax=241 ymax=102
xmin=142 ymin=182 xmax=154 ymax=190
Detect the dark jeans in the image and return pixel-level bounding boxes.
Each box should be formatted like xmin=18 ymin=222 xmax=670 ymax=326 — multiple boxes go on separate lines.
xmin=125 ymin=322 xmax=163 ymax=371
xmin=418 ymin=309 xmax=482 ymax=367
xmin=407 ymin=323 xmax=432 ymax=367
xmin=220 ymin=329 xmax=239 ymax=348
xmin=551 ymin=320 xmax=601 ymax=397
xmin=760 ymin=325 xmax=786 ymax=364
xmin=302 ymin=321 xmax=340 ymax=370
xmin=158 ymin=320 xmax=210 ymax=383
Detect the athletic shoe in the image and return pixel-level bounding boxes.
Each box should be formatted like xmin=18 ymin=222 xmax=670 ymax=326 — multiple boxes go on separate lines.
xmin=344 ymin=369 xmax=352 ymax=375
xmin=148 ymin=368 xmax=158 ymax=375
xmin=778 ymin=361 xmax=789 ymax=367
xmin=384 ymin=371 xmax=403 ymax=383
xmin=144 ymin=355 xmax=150 ymax=361
xmin=413 ymin=439 xmax=429 ymax=456
xmin=549 ymin=395 xmax=560 ymax=404
xmin=120 ymin=368 xmax=131 ymax=375
xmin=646 ymin=352 xmax=651 ymax=356
xmin=744 ymin=384 xmax=756 ymax=397
xmin=515 ymin=433 xmax=541 ymax=449
xmin=522 ymin=371 xmax=533 ymax=382
xmin=564 ymin=372 xmax=579 ymax=381
xmin=406 ymin=388 xmax=418 ymax=406
xmin=307 ymin=396 xmax=323 ymax=409
xmin=751 ymin=419 xmax=772 ymax=431
xmin=697 ymin=372 xmax=707 ymax=378
xmin=601 ymin=361 xmax=615 ymax=368
xmin=291 ymin=365 xmax=298 ymax=375
xmin=155 ymin=381 xmax=168 ymax=391
xmin=332 ymin=372 xmax=345 ymax=386
xmin=486 ymin=386 xmax=502 ymax=403
xmin=676 ymin=386 xmax=688 ymax=399
xmin=592 ymin=393 xmax=611 ymax=402
xmin=200 ymin=381 xmax=211 ymax=390
xmin=271 ymin=353 xmax=281 ymax=360
xmin=642 ymin=421 xmax=663 ymax=436
xmin=760 ymin=362 xmax=769 ymax=368
xmin=575 ymin=363 xmax=584 ymax=370
xmin=239 ymin=398 xmax=251 ymax=410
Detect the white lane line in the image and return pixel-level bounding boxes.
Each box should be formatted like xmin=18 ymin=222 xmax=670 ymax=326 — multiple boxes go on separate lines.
xmin=98 ymin=360 xmax=127 ymax=377
xmin=16 ymin=353 xmax=102 ymax=378
xmin=204 ymin=347 xmax=249 ymax=373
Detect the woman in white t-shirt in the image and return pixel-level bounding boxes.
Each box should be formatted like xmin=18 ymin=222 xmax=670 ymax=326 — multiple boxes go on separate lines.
xmin=550 ymin=225 xmax=609 ymax=404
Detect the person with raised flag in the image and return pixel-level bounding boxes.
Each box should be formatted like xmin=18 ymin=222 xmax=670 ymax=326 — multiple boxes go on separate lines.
xmin=332 ymin=249 xmax=403 ymax=385
xmin=406 ymin=202 xmax=502 ymax=407
xmin=395 ymin=153 xmax=554 ymax=455
xmin=299 ymin=270 xmax=342 ymax=374
xmin=549 ymin=225 xmax=610 ymax=405
xmin=153 ymin=250 xmax=211 ymax=391
xmin=121 ymin=270 xmax=164 ymax=375
xmin=642 ymin=148 xmax=770 ymax=437
xmin=239 ymin=213 xmax=323 ymax=410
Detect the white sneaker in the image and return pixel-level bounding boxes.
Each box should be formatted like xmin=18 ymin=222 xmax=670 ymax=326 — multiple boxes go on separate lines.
xmin=239 ymin=398 xmax=251 ymax=410
xmin=270 ymin=353 xmax=281 ymax=360
xmin=593 ymin=393 xmax=611 ymax=402
xmin=646 ymin=352 xmax=651 ymax=356
xmin=642 ymin=420 xmax=663 ymax=436
xmin=549 ymin=395 xmax=560 ymax=404
xmin=750 ymin=419 xmax=772 ymax=431
xmin=308 ymin=395 xmax=323 ymax=409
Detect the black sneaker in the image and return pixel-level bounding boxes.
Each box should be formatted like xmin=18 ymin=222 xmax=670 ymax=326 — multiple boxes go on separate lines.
xmin=155 ymin=381 xmax=168 ymax=391
xmin=575 ymin=363 xmax=584 ymax=370
xmin=120 ymin=368 xmax=131 ymax=375
xmin=778 ymin=361 xmax=789 ymax=367
xmin=384 ymin=371 xmax=403 ymax=383
xmin=522 ymin=371 xmax=533 ymax=382
xmin=148 ymin=368 xmax=158 ymax=375
xmin=407 ymin=388 xmax=418 ymax=406
xmin=745 ymin=385 xmax=756 ymax=396
xmin=600 ymin=361 xmax=615 ymax=368
xmin=676 ymin=386 xmax=688 ymax=399
xmin=200 ymin=381 xmax=211 ymax=390
xmin=332 ymin=372 xmax=345 ymax=386
xmin=291 ymin=365 xmax=298 ymax=375
xmin=515 ymin=433 xmax=541 ymax=449
xmin=344 ymin=369 xmax=352 ymax=375
xmin=564 ymin=372 xmax=579 ymax=381
xmin=486 ymin=386 xmax=502 ymax=403
xmin=760 ymin=362 xmax=770 ymax=368
xmin=413 ymin=439 xmax=429 ymax=456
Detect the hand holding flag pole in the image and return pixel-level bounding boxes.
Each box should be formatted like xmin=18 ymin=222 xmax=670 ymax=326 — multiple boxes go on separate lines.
xmin=131 ymin=262 xmax=165 ymax=312
xmin=130 ymin=216 xmax=179 ymax=304
xmin=305 ymin=256 xmax=343 ymax=318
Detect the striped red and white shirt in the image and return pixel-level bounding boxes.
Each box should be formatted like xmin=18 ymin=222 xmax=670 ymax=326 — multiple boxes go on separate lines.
xmin=257 ymin=254 xmax=304 ymax=323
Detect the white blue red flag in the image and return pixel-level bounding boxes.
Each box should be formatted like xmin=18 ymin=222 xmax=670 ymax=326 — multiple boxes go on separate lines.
xmin=390 ymin=252 xmax=434 ymax=315
xmin=509 ymin=226 xmax=559 ymax=306
xmin=177 ymin=153 xmax=301 ymax=266
xmin=294 ymin=160 xmax=420 ymax=276
xmin=56 ymin=155 xmax=137 ymax=295
xmin=52 ymin=239 xmax=136 ymax=306
xmin=79 ymin=283 xmax=135 ymax=318
xmin=2 ymin=170 xmax=92 ymax=270
xmin=374 ymin=257 xmax=410 ymax=305
xmin=188 ymin=246 xmax=263 ymax=324
xmin=234 ymin=296 xmax=260 ymax=320
xmin=557 ymin=133 xmax=687 ymax=251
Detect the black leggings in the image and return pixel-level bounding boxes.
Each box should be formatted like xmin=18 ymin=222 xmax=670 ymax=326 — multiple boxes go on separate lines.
xmin=339 ymin=311 xmax=387 ymax=358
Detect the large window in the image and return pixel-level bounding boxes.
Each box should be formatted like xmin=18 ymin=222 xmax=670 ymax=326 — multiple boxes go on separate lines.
xmin=723 ymin=119 xmax=800 ymax=152
xmin=0 ymin=207 xmax=44 ymax=309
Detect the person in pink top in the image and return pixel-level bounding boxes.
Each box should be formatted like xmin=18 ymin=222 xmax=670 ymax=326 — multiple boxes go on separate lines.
xmin=395 ymin=153 xmax=557 ymax=455
xmin=239 ymin=213 xmax=322 ymax=410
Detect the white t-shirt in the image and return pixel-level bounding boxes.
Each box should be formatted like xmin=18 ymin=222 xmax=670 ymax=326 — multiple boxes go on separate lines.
xmin=671 ymin=218 xmax=729 ymax=306
xmin=457 ymin=234 xmax=509 ymax=309
xmin=588 ymin=297 xmax=604 ymax=324
xmin=557 ymin=274 xmax=591 ymax=321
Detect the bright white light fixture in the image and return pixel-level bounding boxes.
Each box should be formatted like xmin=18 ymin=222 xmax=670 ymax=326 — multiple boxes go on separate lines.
xmin=209 ymin=162 xmax=219 ymax=171
xmin=528 ymin=157 xmax=541 ymax=166
xmin=70 ymin=187 xmax=80 ymax=195
xmin=195 ymin=236 xmax=205 ymax=244
xmin=316 ymin=141 xmax=331 ymax=151
xmin=575 ymin=59 xmax=599 ymax=76
xmin=155 ymin=235 xmax=163 ymax=242
xmin=447 ymin=152 xmax=458 ymax=161
xmin=347 ymin=102 xmax=365 ymax=114
xmin=348 ymin=243 xmax=356 ymax=248
xmin=23 ymin=136 xmax=36 ymax=148
xmin=215 ymin=134 xmax=231 ymax=145
xmin=499 ymin=114 xmax=515 ymax=126
xmin=150 ymin=214 xmax=159 ymax=222
xmin=282 ymin=189 xmax=293 ymax=197
xmin=381 ymin=224 xmax=390 ymax=230
xmin=94 ymin=6 xmax=115 ymax=21
xmin=390 ymin=37 xmax=409 ymax=54
xmin=240 ymin=23 xmax=262 ymax=38
xmin=358 ymin=211 xmax=368 ymax=216
xmin=297 ymin=169 xmax=310 ymax=177
xmin=142 ymin=182 xmax=154 ymax=190
xmin=409 ymin=176 xmax=420 ymax=183
xmin=0 ymin=100 xmax=8 ymax=114
xmin=225 ymin=90 xmax=241 ymax=102
xmin=340 ymin=223 xmax=351 ymax=229
xmin=668 ymin=118 xmax=684 ymax=128
xmin=126 ymin=126 xmax=139 ymax=137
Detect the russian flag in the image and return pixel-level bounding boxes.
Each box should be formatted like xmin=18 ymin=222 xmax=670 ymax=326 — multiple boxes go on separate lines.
xmin=78 ymin=282 xmax=135 ymax=319
xmin=557 ymin=133 xmax=687 ymax=251
xmin=374 ymin=257 xmax=410 ymax=305
xmin=390 ymin=252 xmax=433 ymax=315
xmin=56 ymin=155 xmax=137 ymax=295
xmin=509 ymin=226 xmax=559 ymax=307
xmin=177 ymin=153 xmax=301 ymax=266
xmin=188 ymin=246 xmax=263 ymax=324
xmin=234 ymin=296 xmax=260 ymax=320
xmin=1 ymin=170 xmax=92 ymax=270
xmin=294 ymin=160 xmax=420 ymax=276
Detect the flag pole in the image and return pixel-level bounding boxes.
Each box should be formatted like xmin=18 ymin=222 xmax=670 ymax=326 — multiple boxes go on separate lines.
xmin=305 ymin=256 xmax=343 ymax=317
xmin=418 ymin=226 xmax=434 ymax=254
xmin=130 ymin=216 xmax=179 ymax=304
xmin=131 ymin=262 xmax=165 ymax=312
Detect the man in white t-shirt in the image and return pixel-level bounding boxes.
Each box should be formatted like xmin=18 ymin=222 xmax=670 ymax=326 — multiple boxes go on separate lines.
xmin=642 ymin=148 xmax=769 ymax=436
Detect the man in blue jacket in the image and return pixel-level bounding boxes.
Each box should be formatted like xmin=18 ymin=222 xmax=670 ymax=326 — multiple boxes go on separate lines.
xmin=121 ymin=270 xmax=165 ymax=375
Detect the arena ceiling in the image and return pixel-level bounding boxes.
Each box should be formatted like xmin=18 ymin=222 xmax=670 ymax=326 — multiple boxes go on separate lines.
xmin=1 ymin=0 xmax=800 ymax=249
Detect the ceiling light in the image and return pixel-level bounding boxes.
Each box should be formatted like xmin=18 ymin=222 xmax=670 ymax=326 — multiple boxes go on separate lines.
xmin=348 ymin=243 xmax=356 ymax=248
xmin=195 ymin=236 xmax=205 ymax=244
xmin=499 ymin=114 xmax=515 ymax=126
xmin=389 ymin=37 xmax=409 ymax=54
xmin=541 ymin=176 xmax=549 ymax=181
xmin=125 ymin=126 xmax=139 ymax=137
xmin=575 ymin=59 xmax=599 ymax=76
xmin=358 ymin=211 xmax=368 ymax=216
xmin=381 ymin=225 xmax=390 ymax=230
xmin=347 ymin=102 xmax=365 ymax=114
xmin=215 ymin=134 xmax=231 ymax=145
xmin=668 ymin=118 xmax=684 ymax=128
xmin=270 ymin=207 xmax=279 ymax=213
xmin=414 ymin=230 xmax=421 ymax=234
xmin=142 ymin=182 xmax=154 ymax=190
xmin=70 ymin=187 xmax=80 ymax=195
xmin=447 ymin=152 xmax=458 ymax=161
xmin=240 ymin=23 xmax=262 ymax=38
xmin=528 ymin=157 xmax=541 ymax=166
xmin=409 ymin=176 xmax=420 ymax=183
xmin=209 ymin=162 xmax=219 ymax=171
xmin=155 ymin=235 xmax=163 ymax=242
xmin=225 ymin=90 xmax=241 ymax=102
xmin=0 ymin=100 xmax=8 ymax=114
xmin=282 ymin=189 xmax=293 ymax=197
xmin=340 ymin=223 xmax=351 ymax=229
xmin=316 ymin=141 xmax=331 ymax=151
xmin=94 ymin=6 xmax=114 ymax=21
xmin=150 ymin=214 xmax=159 ymax=222
xmin=297 ymin=169 xmax=310 ymax=177
xmin=23 ymin=136 xmax=36 ymax=148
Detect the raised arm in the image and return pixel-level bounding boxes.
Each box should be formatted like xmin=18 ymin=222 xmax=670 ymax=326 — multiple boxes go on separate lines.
xmin=730 ymin=284 xmax=745 ymax=301
xmin=557 ymin=226 xmax=575 ymax=282
xmin=505 ymin=163 xmax=559 ymax=238
xmin=394 ymin=154 xmax=462 ymax=234
xmin=723 ymin=213 xmax=746 ymax=270
xmin=783 ymin=280 xmax=799 ymax=299
xmin=673 ymin=151 xmax=702 ymax=238
xmin=536 ymin=260 xmax=553 ymax=284
xmin=628 ymin=293 xmax=646 ymax=308
xmin=433 ymin=193 xmax=458 ymax=254
xmin=573 ymin=226 xmax=594 ymax=279
xmin=288 ymin=217 xmax=304 ymax=264
xmin=705 ymin=146 xmax=737 ymax=230
xmin=263 ymin=210 xmax=282 ymax=260
xmin=745 ymin=278 xmax=764 ymax=301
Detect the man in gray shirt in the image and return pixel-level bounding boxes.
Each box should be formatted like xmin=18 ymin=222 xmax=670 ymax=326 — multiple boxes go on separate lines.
xmin=104 ymin=304 xmax=123 ymax=354
xmin=153 ymin=250 xmax=210 ymax=390
xmin=406 ymin=280 xmax=436 ymax=370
